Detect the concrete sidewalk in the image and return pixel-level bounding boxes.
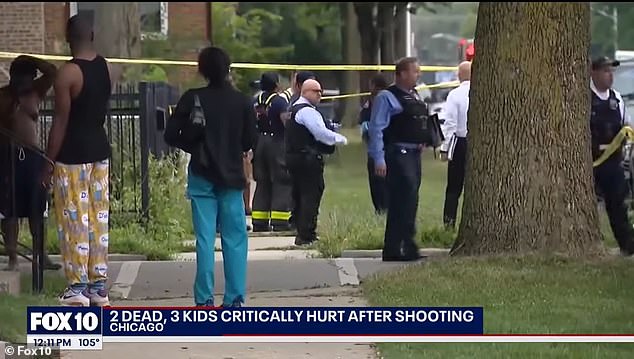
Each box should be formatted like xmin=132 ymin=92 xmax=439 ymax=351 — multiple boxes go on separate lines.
xmin=61 ymin=288 xmax=378 ymax=359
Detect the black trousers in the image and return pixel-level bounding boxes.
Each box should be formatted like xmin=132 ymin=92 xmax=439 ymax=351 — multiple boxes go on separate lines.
xmin=443 ymin=137 xmax=467 ymax=228
xmin=287 ymin=153 xmax=325 ymax=242
xmin=594 ymin=156 xmax=634 ymax=255
xmin=383 ymin=144 xmax=421 ymax=258
xmin=367 ymin=157 xmax=388 ymax=214
xmin=252 ymin=134 xmax=293 ymax=230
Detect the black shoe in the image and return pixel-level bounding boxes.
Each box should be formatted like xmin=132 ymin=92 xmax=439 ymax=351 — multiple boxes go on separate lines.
xmin=272 ymin=224 xmax=292 ymax=232
xmin=382 ymin=252 xmax=423 ymax=262
xmin=252 ymin=224 xmax=271 ymax=232
xmin=294 ymin=236 xmax=316 ymax=246
xmin=221 ymin=295 xmax=244 ymax=308
xmin=196 ymin=299 xmax=215 ymax=307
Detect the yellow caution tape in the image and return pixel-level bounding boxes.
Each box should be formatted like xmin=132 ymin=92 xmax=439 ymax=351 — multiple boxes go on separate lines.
xmin=593 ymin=126 xmax=634 ymax=167
xmin=321 ymin=81 xmax=460 ymax=101
xmin=0 ymin=51 xmax=457 ymax=72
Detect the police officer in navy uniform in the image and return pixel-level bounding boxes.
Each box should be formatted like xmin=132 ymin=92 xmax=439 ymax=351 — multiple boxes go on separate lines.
xmin=590 ymin=56 xmax=634 ymax=256
xmin=280 ymin=71 xmax=316 ymax=228
xmin=251 ymin=73 xmax=293 ymax=232
xmin=368 ymin=57 xmax=434 ymax=262
xmin=286 ymin=79 xmax=348 ymax=245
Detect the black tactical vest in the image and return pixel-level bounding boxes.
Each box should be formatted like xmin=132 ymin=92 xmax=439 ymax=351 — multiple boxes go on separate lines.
xmin=285 ymin=103 xmax=335 ymax=155
xmin=590 ymin=89 xmax=623 ymax=161
xmin=383 ymin=85 xmax=429 ymax=145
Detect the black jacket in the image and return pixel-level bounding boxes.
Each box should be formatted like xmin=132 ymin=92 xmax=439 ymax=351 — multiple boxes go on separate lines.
xmin=164 ymin=82 xmax=257 ymax=189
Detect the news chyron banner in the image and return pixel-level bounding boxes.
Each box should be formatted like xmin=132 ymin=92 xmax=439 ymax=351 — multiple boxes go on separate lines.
xmin=27 ymin=306 xmax=483 ymax=350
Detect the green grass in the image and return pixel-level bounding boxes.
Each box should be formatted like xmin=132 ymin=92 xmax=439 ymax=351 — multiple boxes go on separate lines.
xmin=317 ymin=130 xmax=621 ymax=257
xmin=315 ymin=129 xmax=456 ymax=257
xmin=0 ymin=272 xmax=66 ymax=343
xmin=362 ymin=255 xmax=634 ymax=358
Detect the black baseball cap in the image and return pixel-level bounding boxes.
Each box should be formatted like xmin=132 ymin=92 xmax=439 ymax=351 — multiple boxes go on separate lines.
xmin=259 ymin=72 xmax=279 ymax=91
xmin=295 ymin=71 xmax=315 ymax=85
xmin=592 ymin=56 xmax=620 ymax=70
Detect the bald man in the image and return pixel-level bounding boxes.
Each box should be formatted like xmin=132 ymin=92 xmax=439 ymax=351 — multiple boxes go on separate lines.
xmin=285 ymin=79 xmax=347 ymax=245
xmin=440 ymin=61 xmax=471 ymax=229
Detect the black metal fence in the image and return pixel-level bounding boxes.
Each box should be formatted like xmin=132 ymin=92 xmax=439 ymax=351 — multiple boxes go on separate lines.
xmin=37 ymin=82 xmax=180 ymax=220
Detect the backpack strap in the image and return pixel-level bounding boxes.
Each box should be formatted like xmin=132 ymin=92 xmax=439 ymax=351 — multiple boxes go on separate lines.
xmin=265 ymin=93 xmax=277 ymax=106
xmin=256 ymin=92 xmax=278 ymax=107
xmin=280 ymin=88 xmax=293 ymax=103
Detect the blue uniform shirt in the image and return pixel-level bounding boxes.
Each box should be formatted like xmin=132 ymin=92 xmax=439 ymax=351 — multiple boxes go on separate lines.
xmin=368 ymin=89 xmax=421 ymax=166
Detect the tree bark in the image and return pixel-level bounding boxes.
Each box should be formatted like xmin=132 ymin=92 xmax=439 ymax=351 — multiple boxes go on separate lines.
xmin=94 ymin=3 xmax=141 ymax=83
xmin=94 ymin=3 xmax=141 ymax=58
xmin=378 ymin=3 xmax=395 ymax=66
xmin=354 ymin=3 xmax=380 ymax=92
xmin=393 ymin=3 xmax=408 ymax=59
xmin=452 ymin=2 xmax=603 ymax=257
xmin=340 ymin=2 xmax=361 ymax=127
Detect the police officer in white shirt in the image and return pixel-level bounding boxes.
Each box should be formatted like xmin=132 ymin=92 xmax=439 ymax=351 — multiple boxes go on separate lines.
xmin=285 ymin=79 xmax=348 ymax=245
xmin=590 ymin=56 xmax=634 ymax=256
xmin=439 ymin=61 xmax=471 ymax=229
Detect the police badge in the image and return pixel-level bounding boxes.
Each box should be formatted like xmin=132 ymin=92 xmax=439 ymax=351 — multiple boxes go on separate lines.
xmin=609 ymin=98 xmax=619 ymax=110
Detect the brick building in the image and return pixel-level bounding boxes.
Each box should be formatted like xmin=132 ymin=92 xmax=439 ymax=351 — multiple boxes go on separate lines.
xmin=0 ymin=2 xmax=212 ymax=86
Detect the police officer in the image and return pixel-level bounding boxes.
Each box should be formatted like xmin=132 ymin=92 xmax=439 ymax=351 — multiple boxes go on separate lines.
xmin=590 ymin=56 xmax=634 ymax=256
xmin=368 ymin=57 xmax=430 ymax=262
xmin=360 ymin=74 xmax=389 ymax=214
xmin=280 ymin=71 xmax=315 ymax=227
xmin=251 ymin=73 xmax=293 ymax=232
xmin=286 ymin=79 xmax=347 ymax=245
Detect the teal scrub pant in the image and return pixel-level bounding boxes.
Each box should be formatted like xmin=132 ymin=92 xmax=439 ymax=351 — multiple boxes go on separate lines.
xmin=187 ymin=170 xmax=248 ymax=306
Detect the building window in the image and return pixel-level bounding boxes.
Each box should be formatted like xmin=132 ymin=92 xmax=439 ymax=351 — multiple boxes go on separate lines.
xmin=69 ymin=2 xmax=168 ymax=39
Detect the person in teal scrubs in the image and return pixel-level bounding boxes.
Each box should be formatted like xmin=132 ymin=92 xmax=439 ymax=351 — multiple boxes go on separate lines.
xmin=165 ymin=47 xmax=257 ymax=307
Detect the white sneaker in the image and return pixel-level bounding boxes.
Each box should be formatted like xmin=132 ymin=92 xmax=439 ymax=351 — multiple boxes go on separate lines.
xmin=83 ymin=288 xmax=110 ymax=307
xmin=58 ymin=287 xmax=90 ymax=307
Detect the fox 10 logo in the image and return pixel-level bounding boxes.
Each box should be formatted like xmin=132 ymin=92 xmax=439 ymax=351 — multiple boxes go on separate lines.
xmin=27 ymin=307 xmax=102 ymax=335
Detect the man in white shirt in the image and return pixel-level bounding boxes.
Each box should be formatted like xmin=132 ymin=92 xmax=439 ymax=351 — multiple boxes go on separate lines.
xmin=440 ymin=61 xmax=471 ymax=229
xmin=590 ymin=56 xmax=634 ymax=256
xmin=285 ymin=79 xmax=347 ymax=245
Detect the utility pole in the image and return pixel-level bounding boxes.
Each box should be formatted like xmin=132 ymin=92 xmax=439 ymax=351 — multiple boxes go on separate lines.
xmin=613 ymin=5 xmax=618 ymax=53
xmin=406 ymin=3 xmax=412 ymax=57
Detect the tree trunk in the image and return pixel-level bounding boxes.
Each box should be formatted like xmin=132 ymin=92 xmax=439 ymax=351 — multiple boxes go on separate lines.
xmin=452 ymin=2 xmax=603 ymax=257
xmin=94 ymin=3 xmax=141 ymax=83
xmin=94 ymin=3 xmax=141 ymax=58
xmin=340 ymin=2 xmax=361 ymax=127
xmin=378 ymin=3 xmax=395 ymax=66
xmin=393 ymin=3 xmax=408 ymax=59
xmin=354 ymin=3 xmax=379 ymax=92
xmin=377 ymin=3 xmax=395 ymax=84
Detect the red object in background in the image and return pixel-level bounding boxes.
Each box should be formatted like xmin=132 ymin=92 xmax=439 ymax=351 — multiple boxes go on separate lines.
xmin=458 ymin=38 xmax=467 ymax=47
xmin=465 ymin=43 xmax=475 ymax=61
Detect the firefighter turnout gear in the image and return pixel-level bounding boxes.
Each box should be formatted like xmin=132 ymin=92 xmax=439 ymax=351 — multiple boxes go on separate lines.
xmin=251 ymin=90 xmax=293 ymax=232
